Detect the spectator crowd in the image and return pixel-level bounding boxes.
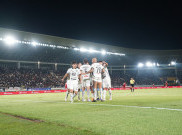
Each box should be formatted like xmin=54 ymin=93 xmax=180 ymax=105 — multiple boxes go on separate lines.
xmin=0 ymin=67 xmax=180 ymax=89
xmin=0 ymin=67 xmax=63 ymax=88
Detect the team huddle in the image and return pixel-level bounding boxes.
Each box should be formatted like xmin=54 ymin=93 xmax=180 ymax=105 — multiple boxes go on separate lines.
xmin=62 ymin=58 xmax=112 ymax=103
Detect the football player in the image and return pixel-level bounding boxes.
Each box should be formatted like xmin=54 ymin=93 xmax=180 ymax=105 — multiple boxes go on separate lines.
xmin=102 ymin=61 xmax=112 ymax=100
xmin=80 ymin=59 xmax=91 ymax=101
xmin=62 ymin=61 xmax=81 ymax=103
xmin=84 ymin=58 xmax=105 ymax=101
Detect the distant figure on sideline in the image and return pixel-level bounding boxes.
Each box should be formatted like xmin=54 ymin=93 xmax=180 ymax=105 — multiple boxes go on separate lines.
xmin=130 ymin=78 xmax=135 ymax=92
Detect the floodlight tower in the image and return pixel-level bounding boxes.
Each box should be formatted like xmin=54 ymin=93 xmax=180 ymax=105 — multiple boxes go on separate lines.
xmin=4 ymin=36 xmax=17 ymax=45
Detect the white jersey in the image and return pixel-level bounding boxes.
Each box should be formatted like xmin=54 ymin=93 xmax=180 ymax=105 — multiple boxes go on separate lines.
xmin=80 ymin=64 xmax=91 ymax=80
xmin=103 ymin=67 xmax=110 ymax=79
xmin=102 ymin=67 xmax=111 ymax=88
xmin=91 ymin=63 xmax=104 ymax=78
xmin=66 ymin=68 xmax=80 ymax=81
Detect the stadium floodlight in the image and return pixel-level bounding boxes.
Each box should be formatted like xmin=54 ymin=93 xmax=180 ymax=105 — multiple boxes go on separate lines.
xmin=64 ymin=47 xmax=69 ymax=49
xmin=80 ymin=48 xmax=87 ymax=52
xmin=74 ymin=48 xmax=79 ymax=51
xmin=89 ymin=48 xmax=95 ymax=53
xmin=138 ymin=63 xmax=144 ymax=67
xmin=146 ymin=62 xmax=153 ymax=67
xmin=4 ymin=36 xmax=17 ymax=45
xmin=171 ymin=61 xmax=176 ymax=65
xmin=101 ymin=50 xmax=106 ymax=55
xmin=111 ymin=52 xmax=116 ymax=55
xmin=31 ymin=41 xmax=37 ymax=46
xmin=153 ymin=63 xmax=156 ymax=66
xmin=107 ymin=52 xmax=112 ymax=55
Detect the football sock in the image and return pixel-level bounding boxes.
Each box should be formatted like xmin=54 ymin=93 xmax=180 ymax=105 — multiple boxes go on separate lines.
xmin=94 ymin=89 xmax=97 ymax=100
xmin=97 ymin=90 xmax=99 ymax=99
xmin=73 ymin=93 xmax=77 ymax=99
xmin=82 ymin=91 xmax=85 ymax=100
xmin=92 ymin=93 xmax=94 ymax=99
xmin=87 ymin=89 xmax=90 ymax=100
xmin=103 ymin=90 xmax=106 ymax=100
xmin=70 ymin=93 xmax=73 ymax=102
xmin=109 ymin=89 xmax=112 ymax=99
xmin=78 ymin=91 xmax=80 ymax=100
xmin=66 ymin=91 xmax=69 ymax=99
xmin=100 ymin=88 xmax=103 ymax=100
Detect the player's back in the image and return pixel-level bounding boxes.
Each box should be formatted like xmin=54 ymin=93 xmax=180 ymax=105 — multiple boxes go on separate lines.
xmin=80 ymin=64 xmax=91 ymax=80
xmin=80 ymin=64 xmax=91 ymax=73
xmin=91 ymin=63 xmax=104 ymax=78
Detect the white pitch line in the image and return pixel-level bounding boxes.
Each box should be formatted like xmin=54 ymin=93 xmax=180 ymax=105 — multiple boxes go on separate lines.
xmin=32 ymin=101 xmax=182 ymax=112
xmin=0 ymin=100 xmax=33 ymax=102
xmin=3 ymin=100 xmax=182 ymax=112
xmin=72 ymin=103 xmax=182 ymax=112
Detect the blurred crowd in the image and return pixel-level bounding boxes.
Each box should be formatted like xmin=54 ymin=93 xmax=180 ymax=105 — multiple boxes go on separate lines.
xmin=111 ymin=69 xmax=180 ymax=87
xmin=0 ymin=67 xmax=180 ymax=88
xmin=0 ymin=67 xmax=62 ymax=88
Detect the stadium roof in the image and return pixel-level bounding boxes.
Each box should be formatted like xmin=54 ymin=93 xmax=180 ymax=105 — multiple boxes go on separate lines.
xmin=0 ymin=27 xmax=182 ymax=56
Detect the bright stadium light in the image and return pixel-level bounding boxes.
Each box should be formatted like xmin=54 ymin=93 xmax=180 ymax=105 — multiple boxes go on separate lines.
xmin=89 ymin=48 xmax=95 ymax=53
xmin=138 ymin=63 xmax=144 ymax=67
xmin=74 ymin=48 xmax=80 ymax=51
xmin=4 ymin=36 xmax=17 ymax=45
xmin=80 ymin=48 xmax=87 ymax=52
xmin=0 ymin=36 xmax=126 ymax=57
xmin=171 ymin=61 xmax=176 ymax=65
xmin=153 ymin=63 xmax=156 ymax=66
xmin=101 ymin=50 xmax=106 ymax=55
xmin=31 ymin=41 xmax=38 ymax=46
xmin=157 ymin=63 xmax=160 ymax=66
xmin=146 ymin=62 xmax=153 ymax=67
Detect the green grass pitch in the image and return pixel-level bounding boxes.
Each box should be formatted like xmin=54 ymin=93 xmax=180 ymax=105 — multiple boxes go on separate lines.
xmin=0 ymin=88 xmax=182 ymax=135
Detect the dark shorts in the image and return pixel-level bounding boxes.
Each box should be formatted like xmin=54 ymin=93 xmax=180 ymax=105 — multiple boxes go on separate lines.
xmin=131 ymin=84 xmax=134 ymax=87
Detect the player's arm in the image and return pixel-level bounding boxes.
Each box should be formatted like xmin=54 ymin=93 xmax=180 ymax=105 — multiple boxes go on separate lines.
xmin=62 ymin=68 xmax=71 ymax=82
xmin=79 ymin=69 xmax=82 ymax=83
xmin=102 ymin=68 xmax=105 ymax=73
xmin=80 ymin=69 xmax=83 ymax=75
xmin=79 ymin=68 xmax=83 ymax=82
xmin=103 ymin=61 xmax=108 ymax=67
xmin=62 ymin=73 xmax=68 ymax=82
xmin=83 ymin=68 xmax=93 ymax=74
xmin=101 ymin=65 xmax=105 ymax=73
xmin=79 ymin=74 xmax=82 ymax=81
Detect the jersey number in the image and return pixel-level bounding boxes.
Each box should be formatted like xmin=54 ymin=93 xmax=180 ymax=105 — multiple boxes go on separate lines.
xmin=96 ymin=67 xmax=102 ymax=73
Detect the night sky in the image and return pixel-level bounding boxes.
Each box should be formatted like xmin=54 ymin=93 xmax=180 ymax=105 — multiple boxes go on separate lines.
xmin=0 ymin=1 xmax=181 ymax=50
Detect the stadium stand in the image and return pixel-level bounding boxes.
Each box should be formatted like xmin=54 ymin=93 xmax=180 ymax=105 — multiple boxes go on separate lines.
xmin=0 ymin=65 xmax=180 ymax=89
xmin=0 ymin=27 xmax=182 ymax=90
xmin=0 ymin=67 xmax=64 ymax=88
